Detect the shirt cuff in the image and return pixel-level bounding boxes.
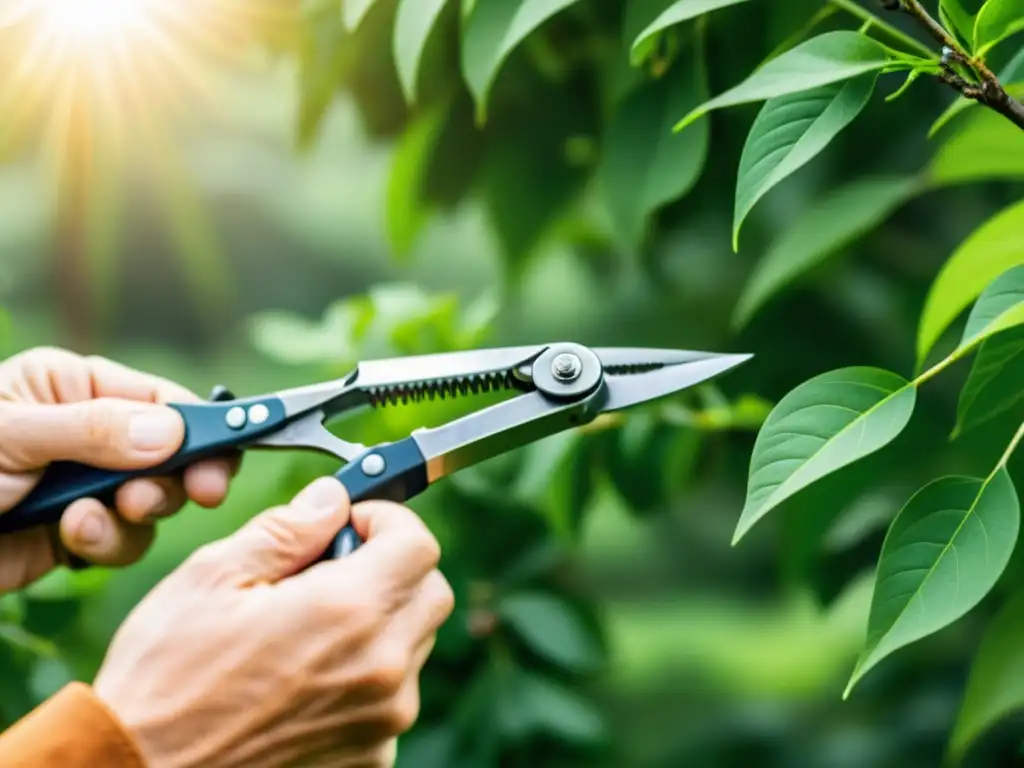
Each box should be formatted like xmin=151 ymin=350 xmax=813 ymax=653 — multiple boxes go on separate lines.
xmin=0 ymin=682 xmax=147 ymax=768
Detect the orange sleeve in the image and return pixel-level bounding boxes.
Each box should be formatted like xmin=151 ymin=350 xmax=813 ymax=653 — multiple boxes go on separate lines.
xmin=0 ymin=683 xmax=146 ymax=768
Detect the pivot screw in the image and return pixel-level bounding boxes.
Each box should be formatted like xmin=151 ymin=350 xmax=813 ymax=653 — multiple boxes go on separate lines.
xmin=361 ymin=453 xmax=386 ymax=477
xmin=551 ymin=353 xmax=582 ymax=382
xmin=225 ymin=406 xmax=247 ymax=429
xmin=248 ymin=403 xmax=270 ymax=425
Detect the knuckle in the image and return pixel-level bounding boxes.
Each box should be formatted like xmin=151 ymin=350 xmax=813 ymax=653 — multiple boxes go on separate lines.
xmin=409 ymin=528 xmax=441 ymax=569
xmin=364 ymin=646 xmax=408 ymax=697
xmin=385 ymin=690 xmax=420 ymax=735
xmin=430 ymin=572 xmax=456 ymax=618
xmin=81 ymin=400 xmax=123 ymax=449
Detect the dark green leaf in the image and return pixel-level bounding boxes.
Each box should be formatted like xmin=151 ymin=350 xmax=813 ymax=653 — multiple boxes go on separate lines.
xmin=732 ymin=73 xmax=877 ymax=251
xmin=734 ymin=367 xmax=917 ymax=543
xmin=629 ymin=0 xmax=752 ymax=66
xmin=955 ymin=325 xmax=1024 ymax=437
xmin=460 ymin=0 xmax=584 ymax=119
xmin=916 ymin=198 xmax=1024 ymax=367
xmin=600 ymin=49 xmax=709 ymax=249
xmin=846 ymin=470 xmax=1020 ymax=696
xmin=496 ymin=666 xmax=606 ymax=745
xmin=732 ymin=175 xmax=917 ymax=329
xmin=941 ymin=0 xmax=978 ymax=47
xmin=674 ymin=31 xmax=891 ymax=132
xmin=950 ymin=591 xmax=1024 ymax=762
xmin=393 ymin=0 xmax=451 ymax=103
xmin=0 ymin=624 xmax=57 ymax=658
xmin=497 ymin=591 xmax=603 ymax=673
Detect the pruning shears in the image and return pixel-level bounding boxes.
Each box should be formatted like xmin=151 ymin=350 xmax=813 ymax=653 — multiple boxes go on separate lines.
xmin=0 ymin=343 xmax=751 ymax=559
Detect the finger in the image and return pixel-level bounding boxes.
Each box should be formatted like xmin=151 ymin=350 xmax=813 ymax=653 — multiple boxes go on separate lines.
xmin=0 ymin=398 xmax=185 ymax=473
xmin=0 ymin=348 xmax=201 ymax=407
xmin=183 ymin=455 xmax=240 ymax=509
xmin=0 ymin=528 xmax=56 ymax=592
xmin=0 ymin=470 xmax=41 ymax=512
xmin=339 ymin=501 xmax=441 ymax=592
xmin=59 ymin=498 xmax=156 ymax=566
xmin=114 ymin=476 xmax=187 ymax=524
xmin=183 ymin=476 xmax=350 ymax=589
xmin=396 ymin=570 xmax=455 ymax=646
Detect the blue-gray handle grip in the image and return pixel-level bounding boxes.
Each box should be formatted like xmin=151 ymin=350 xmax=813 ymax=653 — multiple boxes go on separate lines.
xmin=319 ymin=437 xmax=430 ymax=560
xmin=0 ymin=397 xmax=289 ymax=536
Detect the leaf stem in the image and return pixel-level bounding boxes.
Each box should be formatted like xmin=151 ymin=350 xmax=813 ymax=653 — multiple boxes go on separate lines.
xmin=828 ymin=0 xmax=934 ymax=57
xmin=883 ymin=0 xmax=1024 ymax=131
xmin=996 ymin=421 xmax=1024 ymax=471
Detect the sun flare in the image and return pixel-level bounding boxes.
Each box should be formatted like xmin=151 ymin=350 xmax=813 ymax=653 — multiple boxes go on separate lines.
xmin=37 ymin=0 xmax=159 ymax=46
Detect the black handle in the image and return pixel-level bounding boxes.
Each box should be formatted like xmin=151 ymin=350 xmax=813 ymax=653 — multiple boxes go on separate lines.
xmin=0 ymin=396 xmax=289 ymax=535
xmin=319 ymin=436 xmax=430 ymax=560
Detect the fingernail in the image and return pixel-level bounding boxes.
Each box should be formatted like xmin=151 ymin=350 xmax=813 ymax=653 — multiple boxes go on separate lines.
xmin=129 ymin=408 xmax=182 ymax=452
xmin=77 ymin=513 xmax=105 ymax=546
xmin=292 ymin=477 xmax=346 ymax=519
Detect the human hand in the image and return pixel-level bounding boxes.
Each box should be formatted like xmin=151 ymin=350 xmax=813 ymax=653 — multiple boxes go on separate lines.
xmin=94 ymin=476 xmax=453 ymax=768
xmin=0 ymin=347 xmax=237 ymax=592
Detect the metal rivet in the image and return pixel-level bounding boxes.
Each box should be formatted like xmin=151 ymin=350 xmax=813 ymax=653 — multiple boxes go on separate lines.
xmin=552 ymin=353 xmax=582 ymax=382
xmin=225 ymin=406 xmax=247 ymax=429
xmin=361 ymin=453 xmax=386 ymax=477
xmin=248 ymin=403 xmax=270 ymax=425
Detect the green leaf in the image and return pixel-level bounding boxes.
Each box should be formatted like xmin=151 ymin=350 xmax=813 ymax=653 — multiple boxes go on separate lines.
xmin=732 ymin=73 xmax=877 ymax=251
xmin=600 ymin=51 xmax=709 ymax=249
xmin=23 ymin=567 xmax=111 ymax=601
xmin=955 ymin=326 xmax=1024 ymax=437
xmin=929 ymin=107 xmax=1024 ymax=185
xmin=845 ymin=470 xmax=1020 ymax=696
xmin=958 ymin=265 xmax=1024 ymax=351
xmin=732 ymin=175 xmax=916 ymax=329
xmin=385 ymin=99 xmax=450 ymax=257
xmin=496 ymin=667 xmax=606 ymax=745
xmin=674 ymin=31 xmax=891 ymax=132
xmin=0 ymin=624 xmax=57 ymax=658
xmin=942 ymin=0 xmax=978 ymax=47
xmin=393 ymin=0 xmax=450 ymax=103
xmin=497 ymin=591 xmax=603 ymax=672
xmin=629 ymin=0 xmax=752 ymax=66
xmin=974 ymin=0 xmax=1024 ymax=57
xmin=734 ymin=367 xmax=917 ymax=544
xmin=342 ymin=0 xmax=381 ymax=30
xmin=461 ymin=0 xmax=584 ymax=120
xmin=950 ymin=591 xmax=1024 ymax=762
xmin=929 ymin=47 xmax=1024 ymax=136
xmin=916 ymin=198 xmax=1024 ymax=367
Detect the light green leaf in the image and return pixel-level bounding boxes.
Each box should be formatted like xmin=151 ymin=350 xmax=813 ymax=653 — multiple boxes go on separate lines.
xmin=461 ymin=0 xmax=584 ymax=119
xmin=732 ymin=73 xmax=877 ymax=251
xmin=0 ymin=623 xmax=57 ymax=657
xmin=942 ymin=0 xmax=978 ymax=47
xmin=950 ymin=591 xmax=1024 ymax=762
xmin=629 ymin=0 xmax=751 ymax=66
xmin=955 ymin=326 xmax=1024 ymax=438
xmin=394 ymin=0 xmax=450 ymax=103
xmin=497 ymin=592 xmax=603 ymax=672
xmin=845 ymin=470 xmax=1020 ymax=696
xmin=342 ymin=0 xmax=380 ymax=30
xmin=600 ymin=50 xmax=709 ymax=249
xmin=734 ymin=367 xmax=917 ymax=544
xmin=916 ymin=198 xmax=1024 ymax=367
xmin=23 ymin=567 xmax=112 ymax=601
xmin=732 ymin=175 xmax=917 ymax=329
xmin=929 ymin=46 xmax=1024 ymax=137
xmin=974 ymin=0 xmax=1024 ymax=57
xmin=385 ymin=100 xmax=450 ymax=258
xmin=958 ymin=265 xmax=1024 ymax=351
xmin=674 ymin=31 xmax=891 ymax=132
xmin=929 ymin=107 xmax=1024 ymax=185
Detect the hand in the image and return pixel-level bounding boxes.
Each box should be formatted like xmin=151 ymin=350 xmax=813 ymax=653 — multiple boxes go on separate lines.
xmin=0 ymin=347 xmax=237 ymax=592
xmin=94 ymin=476 xmax=454 ymax=768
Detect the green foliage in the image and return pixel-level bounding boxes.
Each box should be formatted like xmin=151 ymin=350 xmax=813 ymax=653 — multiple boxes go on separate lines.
xmin=974 ymin=0 xmax=1024 ymax=57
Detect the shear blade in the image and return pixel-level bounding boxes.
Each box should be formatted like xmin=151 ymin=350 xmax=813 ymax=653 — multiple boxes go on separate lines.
xmin=600 ymin=352 xmax=752 ymax=413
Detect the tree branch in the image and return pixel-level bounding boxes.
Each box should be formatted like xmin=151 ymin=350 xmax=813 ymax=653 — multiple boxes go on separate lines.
xmin=880 ymin=0 xmax=1024 ymax=131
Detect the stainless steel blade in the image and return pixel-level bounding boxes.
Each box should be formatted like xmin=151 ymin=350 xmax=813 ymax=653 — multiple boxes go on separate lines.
xmin=593 ymin=347 xmax=729 ymax=372
xmin=600 ymin=353 xmax=752 ymax=413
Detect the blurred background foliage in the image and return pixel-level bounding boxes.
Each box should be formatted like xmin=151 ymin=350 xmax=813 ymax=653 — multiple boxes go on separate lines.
xmin=1 ymin=0 xmax=1024 ymax=765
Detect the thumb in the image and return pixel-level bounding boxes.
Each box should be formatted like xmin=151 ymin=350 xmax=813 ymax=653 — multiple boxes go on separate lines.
xmin=0 ymin=398 xmax=185 ymax=472
xmin=188 ymin=476 xmax=350 ymax=589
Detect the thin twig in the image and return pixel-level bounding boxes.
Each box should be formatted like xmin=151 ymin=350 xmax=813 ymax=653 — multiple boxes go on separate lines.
xmin=882 ymin=0 xmax=1024 ymax=131
xmin=829 ymin=0 xmax=934 ymax=57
